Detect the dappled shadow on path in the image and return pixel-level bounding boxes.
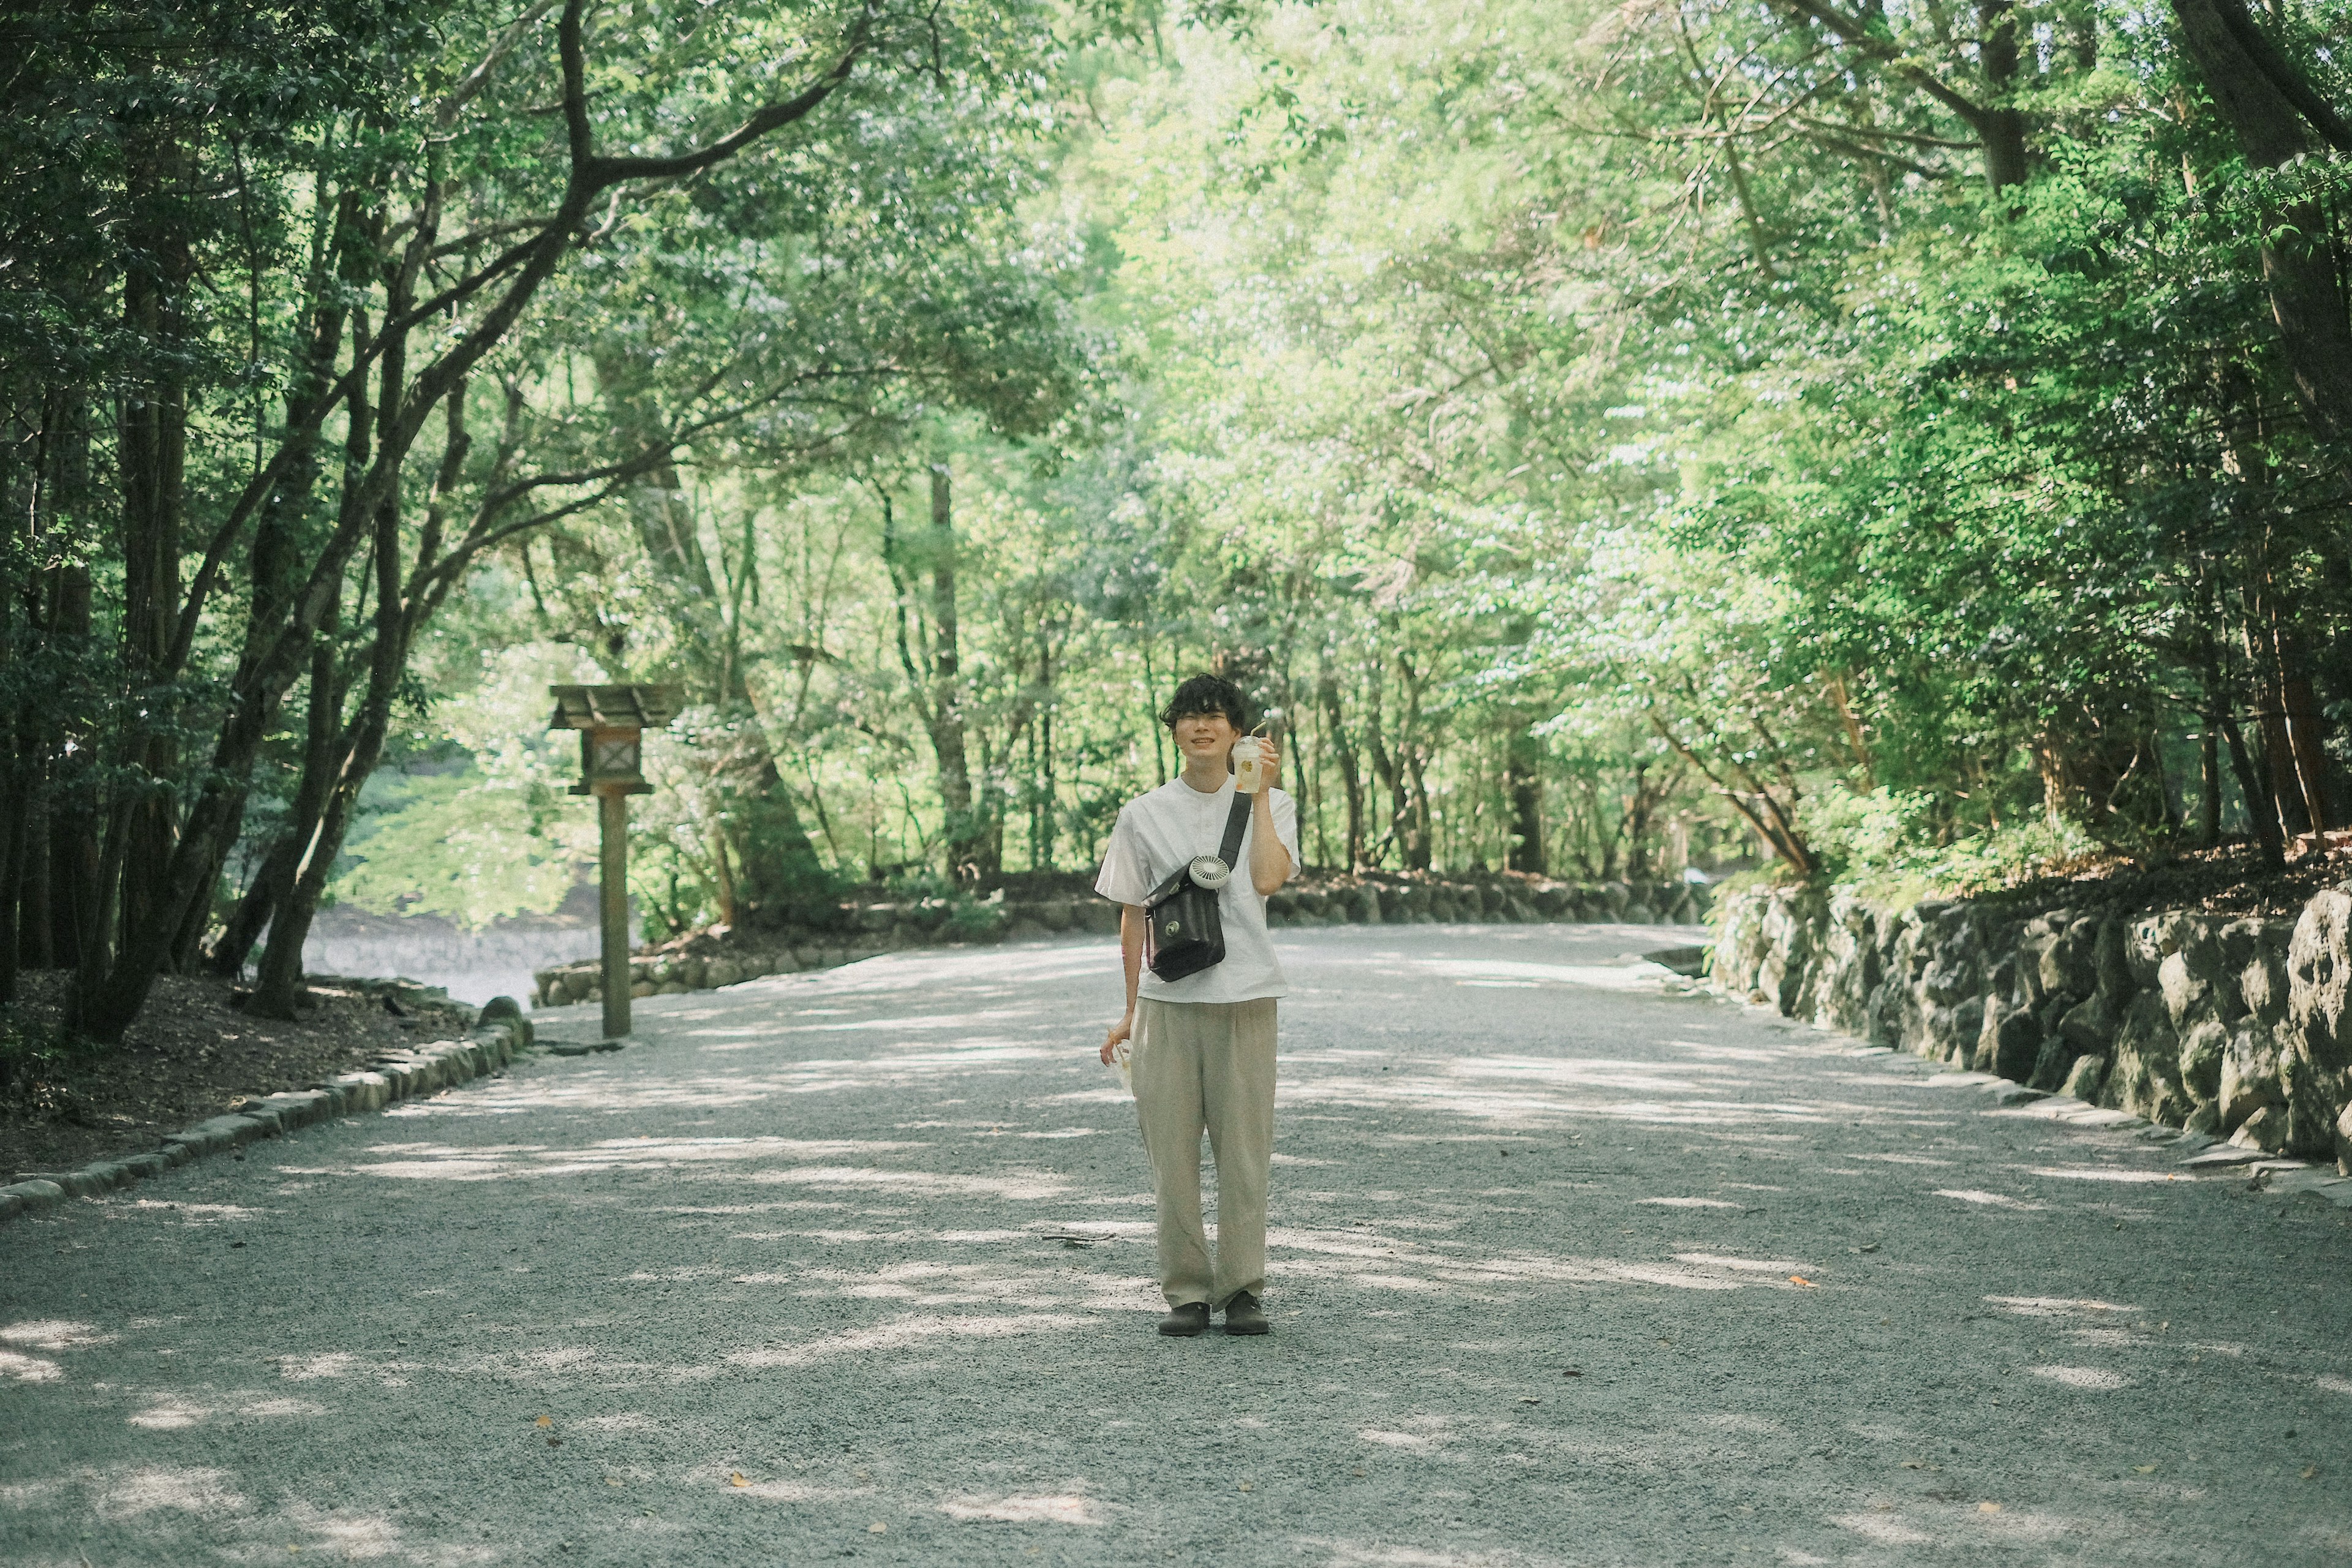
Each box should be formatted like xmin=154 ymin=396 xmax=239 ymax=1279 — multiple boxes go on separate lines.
xmin=4 ymin=929 xmax=2349 ymax=1565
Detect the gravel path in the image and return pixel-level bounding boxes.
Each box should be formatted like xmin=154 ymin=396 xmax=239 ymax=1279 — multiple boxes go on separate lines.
xmin=4 ymin=924 xmax=2349 ymax=1566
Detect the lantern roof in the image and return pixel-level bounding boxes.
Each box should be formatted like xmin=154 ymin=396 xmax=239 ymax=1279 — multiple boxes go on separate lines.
xmin=547 ymin=684 xmax=684 ymax=732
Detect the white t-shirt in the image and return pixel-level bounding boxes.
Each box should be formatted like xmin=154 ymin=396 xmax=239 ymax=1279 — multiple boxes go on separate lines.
xmin=1094 ymin=777 xmax=1301 ymax=1003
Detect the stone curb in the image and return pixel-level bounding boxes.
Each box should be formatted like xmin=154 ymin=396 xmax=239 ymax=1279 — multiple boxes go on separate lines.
xmin=1719 ymin=995 xmax=2352 ymax=1210
xmin=0 ymin=1008 xmax=536 ymax=1227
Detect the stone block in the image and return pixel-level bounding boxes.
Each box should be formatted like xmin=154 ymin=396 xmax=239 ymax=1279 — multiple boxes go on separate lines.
xmin=333 ymin=1071 xmax=390 ymax=1112
xmin=122 ymin=1152 xmax=172 ymax=1179
xmin=2177 ymin=1017 xmax=2228 ymax=1105
xmin=2 ymin=1179 xmax=64 ymax=1213
xmin=631 ymin=981 xmax=656 ymax=999
xmin=1950 ymin=995 xmax=1986 ymax=1059
xmin=2157 ymin=950 xmax=2214 ymax=1027
xmin=2040 ymin=918 xmax=2100 ymax=998
xmin=2108 ymin=990 xmax=2187 ymax=1125
xmin=2027 ymin=1035 xmax=2074 ymax=1092
xmin=2286 ymin=886 xmax=2352 ymax=1139
xmin=2237 ymin=942 xmax=2288 ymax=1025
xmin=1353 ymin=887 xmax=1384 ymax=924
xmin=1979 ymin=999 xmax=2042 ymax=1081
xmin=2123 ymin=916 xmax=2166 ymax=987
xmin=1035 ymin=900 xmax=1073 ymax=933
xmin=2094 ymin=918 xmax=2132 ymax=1000
xmin=2337 ymin=1101 xmax=2352 ymax=1177
xmin=2230 ymin=1104 xmax=2291 ymax=1153
xmin=18 ymin=1169 xmax=104 ymax=1198
xmin=81 ymin=1161 xmax=136 ymax=1191
xmin=178 ymin=1113 xmax=270 ymax=1151
xmin=1916 ymin=1003 xmax=1964 ymax=1063
xmin=257 ymin=1090 xmax=332 ymax=1129
xmin=657 ymin=981 xmax=689 ymax=995
xmin=2060 ymin=1052 xmax=2106 ymax=1101
xmin=2010 ymin=934 xmax=2049 ymax=1006
xmin=2059 ymin=992 xmax=2117 ymax=1053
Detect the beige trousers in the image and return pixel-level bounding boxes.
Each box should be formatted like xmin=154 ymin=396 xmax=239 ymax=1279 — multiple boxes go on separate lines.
xmin=1132 ymin=997 xmax=1277 ymax=1309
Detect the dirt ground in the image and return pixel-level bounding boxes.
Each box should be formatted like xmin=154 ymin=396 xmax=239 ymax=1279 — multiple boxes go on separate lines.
xmin=0 ymin=969 xmax=473 ymax=1178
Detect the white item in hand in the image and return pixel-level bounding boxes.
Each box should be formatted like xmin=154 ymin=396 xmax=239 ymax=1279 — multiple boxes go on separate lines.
xmin=1232 ymin=736 xmax=1266 ymax=794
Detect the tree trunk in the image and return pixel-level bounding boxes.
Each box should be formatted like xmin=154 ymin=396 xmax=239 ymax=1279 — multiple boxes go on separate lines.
xmin=1317 ymin=671 xmax=1367 ymax=870
xmin=2218 ymin=709 xmax=2287 ymax=870
xmin=2199 ymin=726 xmax=2223 ymax=845
xmin=208 ymin=606 xmax=342 ymax=978
xmin=117 ymin=125 xmax=194 ymax=962
xmin=1975 ymin=0 xmax=2030 ymax=188
xmin=2169 ymin=0 xmax=2352 ymax=445
xmin=253 ymin=494 xmax=405 ymax=1018
xmin=1505 ymin=729 xmax=1547 ymax=875
xmin=927 ymin=462 xmax=982 ymax=876
xmin=1033 ymin=636 xmax=1056 ymax=871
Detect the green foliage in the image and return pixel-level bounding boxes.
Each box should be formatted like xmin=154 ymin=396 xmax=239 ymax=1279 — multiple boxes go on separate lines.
xmin=335 ymin=772 xmax=582 ymax=929
xmin=1801 ymin=788 xmax=2101 ymax=908
xmin=23 ymin=0 xmax=2340 ymax=989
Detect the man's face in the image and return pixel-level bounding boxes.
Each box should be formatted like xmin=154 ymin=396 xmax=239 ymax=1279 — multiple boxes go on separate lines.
xmin=1170 ymin=709 xmax=1238 ymax=764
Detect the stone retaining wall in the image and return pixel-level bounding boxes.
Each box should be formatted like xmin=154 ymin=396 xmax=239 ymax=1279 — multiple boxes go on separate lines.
xmin=530 ymin=875 xmax=1708 ymax=1009
xmin=1713 ymin=884 xmax=2352 ymax=1172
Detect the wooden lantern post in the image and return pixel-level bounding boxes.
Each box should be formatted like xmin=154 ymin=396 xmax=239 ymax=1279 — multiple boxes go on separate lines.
xmin=548 ymin=684 xmax=682 ymax=1039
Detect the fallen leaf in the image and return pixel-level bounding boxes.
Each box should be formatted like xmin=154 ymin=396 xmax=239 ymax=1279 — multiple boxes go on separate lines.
xmin=535 ymin=1415 xmax=552 ymax=1430
xmin=2303 ymin=1466 xmax=2319 ymax=1480
xmin=1899 ymin=1461 xmax=1923 ymax=1470
xmin=1978 ymin=1501 xmax=2002 ymax=1513
xmin=1349 ymin=1468 xmax=1367 ymax=1477
xmin=1237 ymin=1481 xmax=1254 ymax=1493
xmin=1562 ymin=1369 xmax=1583 ymax=1378
xmin=1855 ymin=1243 xmax=1879 ymax=1253
xmin=868 ymin=1522 xmax=888 ymax=1534
xmin=606 ymin=1477 xmax=623 ymax=1487
xmin=1520 ymin=1396 xmax=1540 ymax=1404
xmin=729 ymin=1474 xmax=749 ymax=1488
xmin=546 ymin=1438 xmax=561 ymax=1448
xmin=1789 ymin=1275 xmax=1817 ymax=1287
xmin=2133 ymin=1464 xmax=2156 ymax=1474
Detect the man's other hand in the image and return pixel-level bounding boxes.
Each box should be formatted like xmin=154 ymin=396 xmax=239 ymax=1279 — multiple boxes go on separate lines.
xmin=1102 ymin=1011 xmax=1133 ymax=1065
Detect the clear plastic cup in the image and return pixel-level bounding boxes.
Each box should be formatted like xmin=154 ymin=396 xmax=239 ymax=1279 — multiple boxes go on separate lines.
xmin=1233 ymin=736 xmax=1266 ymax=794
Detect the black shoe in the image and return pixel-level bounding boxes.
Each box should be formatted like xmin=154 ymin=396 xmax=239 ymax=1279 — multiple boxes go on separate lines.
xmin=1221 ymin=1291 xmax=1269 ymax=1335
xmin=1158 ymin=1302 xmax=1210 ymax=1336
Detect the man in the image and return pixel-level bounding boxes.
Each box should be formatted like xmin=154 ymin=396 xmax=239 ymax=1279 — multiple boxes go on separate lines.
xmin=1096 ymin=673 xmax=1300 ymax=1337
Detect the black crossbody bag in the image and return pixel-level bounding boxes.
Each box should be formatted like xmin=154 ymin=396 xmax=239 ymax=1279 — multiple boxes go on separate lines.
xmin=1142 ymin=791 xmax=1254 ymax=982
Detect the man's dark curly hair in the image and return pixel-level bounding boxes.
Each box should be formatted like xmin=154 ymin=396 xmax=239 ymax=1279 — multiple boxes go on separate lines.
xmin=1159 ymin=672 xmax=1250 ymax=731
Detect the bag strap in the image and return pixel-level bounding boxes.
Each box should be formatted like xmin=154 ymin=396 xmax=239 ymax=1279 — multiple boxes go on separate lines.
xmin=1216 ymin=790 xmax=1252 ymax=870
